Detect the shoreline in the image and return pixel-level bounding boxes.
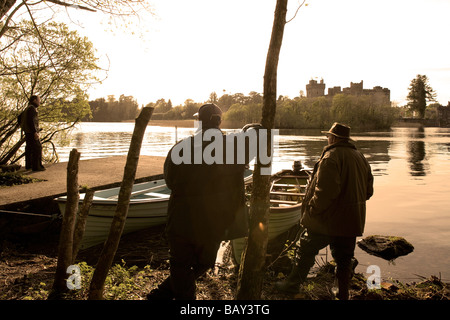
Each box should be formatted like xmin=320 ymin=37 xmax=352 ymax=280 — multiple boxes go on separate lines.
xmin=147 ymin=119 xmax=242 ymax=129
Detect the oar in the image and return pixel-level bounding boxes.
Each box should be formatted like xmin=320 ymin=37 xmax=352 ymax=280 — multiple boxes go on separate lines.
xmin=107 ymin=183 xmax=168 ymax=199
xmin=130 ymin=184 xmax=169 ymax=197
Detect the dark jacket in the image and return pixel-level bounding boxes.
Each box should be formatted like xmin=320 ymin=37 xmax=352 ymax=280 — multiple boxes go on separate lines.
xmin=300 ymin=140 xmax=374 ymax=237
xmin=22 ymin=104 xmax=39 ymax=134
xmin=164 ymin=129 xmax=249 ymax=243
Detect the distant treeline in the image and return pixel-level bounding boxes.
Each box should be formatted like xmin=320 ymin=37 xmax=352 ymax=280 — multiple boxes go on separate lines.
xmin=270 ymin=94 xmax=397 ymax=130
xmin=85 ymin=92 xmax=398 ymax=130
xmin=84 ymin=95 xmax=140 ymax=122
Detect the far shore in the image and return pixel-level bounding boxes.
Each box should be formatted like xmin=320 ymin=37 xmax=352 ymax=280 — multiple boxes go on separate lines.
xmin=146 ymin=119 xmax=242 ymax=129
xmin=119 ymin=118 xmax=435 ymax=131
xmin=147 ymin=119 xmax=194 ymax=128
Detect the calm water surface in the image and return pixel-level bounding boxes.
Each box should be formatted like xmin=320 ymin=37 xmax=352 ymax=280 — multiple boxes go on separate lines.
xmin=56 ymin=122 xmax=450 ymax=282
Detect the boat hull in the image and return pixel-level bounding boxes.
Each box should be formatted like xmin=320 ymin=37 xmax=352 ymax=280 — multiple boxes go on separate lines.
xmin=56 ymin=179 xmax=170 ymax=249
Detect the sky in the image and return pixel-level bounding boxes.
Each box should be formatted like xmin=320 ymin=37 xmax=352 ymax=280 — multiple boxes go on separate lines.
xmin=63 ymin=0 xmax=450 ymax=107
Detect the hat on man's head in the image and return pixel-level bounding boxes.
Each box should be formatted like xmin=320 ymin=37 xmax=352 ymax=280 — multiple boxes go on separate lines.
xmin=194 ymin=103 xmax=222 ymax=127
xmin=321 ymin=122 xmax=354 ymax=141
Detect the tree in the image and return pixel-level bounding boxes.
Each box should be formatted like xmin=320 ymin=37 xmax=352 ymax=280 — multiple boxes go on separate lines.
xmin=406 ymin=74 xmax=436 ymax=119
xmin=153 ymin=98 xmax=172 ymax=114
xmin=88 ymin=107 xmax=154 ymax=300
xmin=0 ymin=1 xmax=153 ymax=38
xmin=249 ymin=91 xmax=263 ymax=104
xmin=208 ymin=91 xmax=218 ymax=103
xmin=236 ymin=0 xmax=288 ymax=300
xmin=118 ymin=94 xmax=139 ymax=120
xmin=182 ymin=99 xmax=200 ymax=119
xmin=0 ymin=20 xmax=101 ymax=165
xmin=217 ymin=93 xmax=234 ymax=112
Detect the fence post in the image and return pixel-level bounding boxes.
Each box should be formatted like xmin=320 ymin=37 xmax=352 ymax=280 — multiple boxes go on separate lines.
xmin=72 ymin=188 xmax=94 ymax=263
xmin=50 ymin=148 xmax=80 ymax=298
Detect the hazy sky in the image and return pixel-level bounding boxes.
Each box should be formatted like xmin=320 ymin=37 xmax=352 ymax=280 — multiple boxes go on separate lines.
xmin=68 ymin=0 xmax=450 ymax=107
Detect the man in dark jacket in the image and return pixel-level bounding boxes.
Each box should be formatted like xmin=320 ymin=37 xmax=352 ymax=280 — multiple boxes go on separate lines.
xmin=22 ymin=95 xmax=45 ymax=171
xmin=275 ymin=122 xmax=374 ymax=300
xmin=148 ymin=103 xmax=257 ymax=300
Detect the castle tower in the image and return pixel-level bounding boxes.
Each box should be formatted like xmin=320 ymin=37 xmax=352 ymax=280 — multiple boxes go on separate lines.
xmin=306 ymin=79 xmax=325 ymax=98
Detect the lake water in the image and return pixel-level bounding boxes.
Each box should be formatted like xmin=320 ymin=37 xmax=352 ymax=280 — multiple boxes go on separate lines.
xmin=55 ymin=122 xmax=450 ymax=283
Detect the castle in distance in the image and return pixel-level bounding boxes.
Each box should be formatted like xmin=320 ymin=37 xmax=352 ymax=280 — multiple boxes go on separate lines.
xmin=305 ymin=79 xmax=391 ymax=105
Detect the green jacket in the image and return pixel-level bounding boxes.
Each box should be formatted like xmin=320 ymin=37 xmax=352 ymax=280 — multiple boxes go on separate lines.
xmin=300 ymin=140 xmax=374 ymax=237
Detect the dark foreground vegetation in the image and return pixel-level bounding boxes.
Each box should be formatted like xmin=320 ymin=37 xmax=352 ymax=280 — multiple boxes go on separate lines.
xmin=0 ymin=172 xmax=44 ymax=187
xmin=0 ymin=223 xmax=448 ymax=301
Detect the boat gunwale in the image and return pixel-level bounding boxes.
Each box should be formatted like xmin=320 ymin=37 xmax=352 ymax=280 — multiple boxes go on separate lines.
xmin=54 ymin=195 xmax=171 ymax=205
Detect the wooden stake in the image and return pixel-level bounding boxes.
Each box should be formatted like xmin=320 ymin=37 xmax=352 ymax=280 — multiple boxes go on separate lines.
xmin=88 ymin=107 xmax=154 ymax=300
xmin=50 ymin=148 xmax=80 ymax=298
xmin=72 ymin=188 xmax=94 ymax=263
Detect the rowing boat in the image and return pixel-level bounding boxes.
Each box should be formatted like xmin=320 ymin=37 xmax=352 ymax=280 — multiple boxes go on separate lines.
xmin=231 ymin=164 xmax=310 ymax=264
xmin=55 ymin=179 xmax=170 ymax=249
xmin=55 ymin=170 xmax=253 ymax=250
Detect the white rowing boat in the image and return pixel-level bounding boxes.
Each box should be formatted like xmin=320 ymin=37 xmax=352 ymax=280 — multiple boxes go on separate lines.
xmin=55 ymin=170 xmax=253 ymax=250
xmin=55 ymin=179 xmax=170 ymax=249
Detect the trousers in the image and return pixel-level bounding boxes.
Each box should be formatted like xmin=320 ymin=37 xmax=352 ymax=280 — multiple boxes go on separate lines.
xmin=290 ymin=229 xmax=356 ymax=299
xmin=156 ymin=235 xmax=221 ymax=300
xmin=25 ymin=133 xmax=43 ymax=170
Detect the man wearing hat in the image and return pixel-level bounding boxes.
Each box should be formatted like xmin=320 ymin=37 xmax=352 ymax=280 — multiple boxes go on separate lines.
xmin=276 ymin=122 xmax=374 ymax=300
xmin=148 ymin=103 xmax=257 ymax=300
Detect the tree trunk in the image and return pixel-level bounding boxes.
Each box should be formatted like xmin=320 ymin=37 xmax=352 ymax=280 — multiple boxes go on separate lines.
xmin=50 ymin=148 xmax=80 ymax=297
xmin=0 ymin=0 xmax=16 ymax=21
xmin=72 ymin=188 xmax=95 ymax=263
xmin=236 ymin=0 xmax=287 ymax=300
xmin=88 ymin=107 xmax=154 ymax=300
xmin=0 ymin=135 xmax=24 ymax=165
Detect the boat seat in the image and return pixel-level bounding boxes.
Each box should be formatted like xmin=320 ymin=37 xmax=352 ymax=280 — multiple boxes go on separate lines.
xmin=271 ymin=191 xmax=302 ymax=196
xmin=273 ymin=183 xmax=307 ymax=188
xmin=270 ymin=199 xmax=299 ymax=205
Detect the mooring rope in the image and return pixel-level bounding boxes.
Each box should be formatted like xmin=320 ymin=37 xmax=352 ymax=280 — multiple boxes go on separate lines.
xmin=0 ymin=209 xmax=60 ymax=219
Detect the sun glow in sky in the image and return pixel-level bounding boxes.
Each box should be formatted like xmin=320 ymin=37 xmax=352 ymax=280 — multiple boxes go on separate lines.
xmin=68 ymin=0 xmax=450 ymax=107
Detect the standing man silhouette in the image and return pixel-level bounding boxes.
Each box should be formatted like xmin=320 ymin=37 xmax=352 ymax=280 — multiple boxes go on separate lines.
xmin=23 ymin=95 xmax=45 ymax=171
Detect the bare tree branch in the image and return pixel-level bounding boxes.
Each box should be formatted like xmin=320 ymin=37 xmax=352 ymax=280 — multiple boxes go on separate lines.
xmin=286 ymin=0 xmax=306 ymax=24
xmin=45 ymin=0 xmax=95 ymax=12
xmin=0 ymin=0 xmax=24 ymax=38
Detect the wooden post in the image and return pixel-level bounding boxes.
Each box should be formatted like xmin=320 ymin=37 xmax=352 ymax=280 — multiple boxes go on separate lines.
xmin=236 ymin=0 xmax=287 ymax=300
xmin=50 ymin=148 xmax=80 ymax=297
xmin=88 ymin=107 xmax=154 ymax=300
xmin=72 ymin=188 xmax=94 ymax=263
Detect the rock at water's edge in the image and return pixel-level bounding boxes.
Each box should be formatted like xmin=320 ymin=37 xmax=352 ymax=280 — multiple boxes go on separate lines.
xmin=357 ymin=235 xmax=414 ymax=260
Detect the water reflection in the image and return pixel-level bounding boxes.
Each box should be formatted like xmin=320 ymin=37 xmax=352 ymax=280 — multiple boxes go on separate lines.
xmin=276 ymin=138 xmax=326 ymax=169
xmin=275 ymin=135 xmax=392 ymax=177
xmin=408 ymin=140 xmax=427 ymax=177
xmin=397 ymin=127 xmax=429 ymax=178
